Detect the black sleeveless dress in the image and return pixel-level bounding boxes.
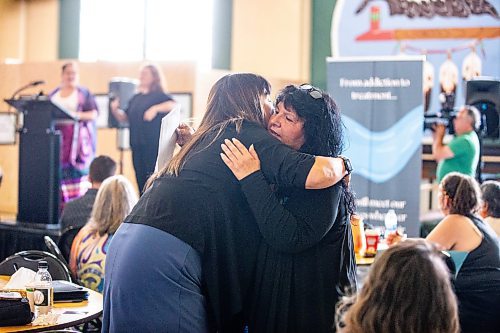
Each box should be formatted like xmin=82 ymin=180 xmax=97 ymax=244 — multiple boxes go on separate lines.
xmin=454 ymin=215 xmax=500 ymax=333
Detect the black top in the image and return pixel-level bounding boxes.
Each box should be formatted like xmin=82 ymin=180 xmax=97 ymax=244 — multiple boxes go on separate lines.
xmin=454 ymin=215 xmax=500 ymax=333
xmin=125 ymin=91 xmax=173 ymax=148
xmin=59 ymin=188 xmax=98 ymax=230
xmin=240 ymin=171 xmax=356 ymax=333
xmin=124 ymin=120 xmax=316 ymax=332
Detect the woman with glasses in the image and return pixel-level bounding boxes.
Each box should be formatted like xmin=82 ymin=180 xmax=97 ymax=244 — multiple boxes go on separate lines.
xmin=388 ymin=172 xmax=500 ymax=333
xmin=220 ymin=84 xmax=356 ymax=332
xmin=102 ymin=75 xmax=349 ymax=333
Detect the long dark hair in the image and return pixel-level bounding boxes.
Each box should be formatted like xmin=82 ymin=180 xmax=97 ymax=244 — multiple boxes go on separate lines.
xmin=141 ymin=63 xmax=165 ymax=93
xmin=275 ymin=85 xmax=355 ymax=214
xmin=441 ymin=172 xmax=481 ymax=216
xmin=145 ymin=73 xmax=271 ymax=188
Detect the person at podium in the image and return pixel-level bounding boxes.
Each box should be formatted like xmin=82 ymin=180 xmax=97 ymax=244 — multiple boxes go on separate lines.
xmin=49 ymin=61 xmax=99 ymax=206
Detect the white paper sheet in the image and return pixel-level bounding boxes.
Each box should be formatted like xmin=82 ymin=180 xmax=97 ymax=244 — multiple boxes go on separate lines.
xmin=155 ymin=105 xmax=181 ymax=172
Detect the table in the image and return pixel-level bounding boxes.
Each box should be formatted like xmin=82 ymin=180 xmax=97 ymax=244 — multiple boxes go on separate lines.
xmin=0 ymin=276 xmax=103 ymax=332
xmin=355 ymin=253 xmax=375 ymax=266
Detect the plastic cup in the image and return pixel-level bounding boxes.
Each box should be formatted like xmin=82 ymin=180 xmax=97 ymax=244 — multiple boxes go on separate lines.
xmin=351 ymin=215 xmax=366 ymax=255
xmin=25 ymin=283 xmax=35 ymax=313
xmin=365 ymin=229 xmax=380 ymax=257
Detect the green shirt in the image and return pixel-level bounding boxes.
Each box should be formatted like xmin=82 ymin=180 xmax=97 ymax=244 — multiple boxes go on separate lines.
xmin=437 ymin=131 xmax=480 ymax=182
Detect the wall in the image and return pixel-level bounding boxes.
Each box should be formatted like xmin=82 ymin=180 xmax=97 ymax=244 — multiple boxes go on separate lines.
xmin=0 ymin=0 xmax=58 ymax=62
xmin=0 ymin=0 xmax=25 ymax=61
xmin=0 ymin=61 xmax=300 ymax=216
xmin=0 ymin=61 xmax=198 ymax=215
xmin=231 ymin=0 xmax=311 ymax=82
xmin=0 ymin=0 xmax=311 ymax=82
xmin=0 ymin=0 xmax=308 ymax=216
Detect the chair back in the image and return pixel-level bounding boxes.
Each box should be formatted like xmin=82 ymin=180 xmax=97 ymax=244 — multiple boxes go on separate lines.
xmin=0 ymin=250 xmax=72 ymax=281
xmin=58 ymin=226 xmax=82 ymax=263
xmin=44 ymin=236 xmax=70 ymax=268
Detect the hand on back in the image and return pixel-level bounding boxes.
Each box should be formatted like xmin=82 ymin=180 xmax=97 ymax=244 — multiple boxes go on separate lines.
xmin=220 ymin=138 xmax=260 ymax=180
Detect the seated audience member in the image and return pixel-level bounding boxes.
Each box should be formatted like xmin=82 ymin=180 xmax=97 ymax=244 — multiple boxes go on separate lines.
xmin=70 ymin=175 xmax=138 ymax=292
xmin=60 ymin=155 xmax=117 ymax=231
xmin=432 ymin=105 xmax=480 ymax=182
xmin=336 ymin=239 xmax=459 ymax=333
xmin=388 ymin=172 xmax=500 ymax=333
xmin=480 ymin=180 xmax=500 ymax=237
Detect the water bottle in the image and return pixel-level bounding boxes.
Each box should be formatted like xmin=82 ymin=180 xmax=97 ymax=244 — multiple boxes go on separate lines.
xmin=33 ymin=260 xmax=53 ymax=316
xmin=384 ymin=209 xmax=398 ymax=239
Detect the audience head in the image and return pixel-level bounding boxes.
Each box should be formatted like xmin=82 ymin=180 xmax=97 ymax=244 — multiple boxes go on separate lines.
xmin=453 ymin=105 xmax=480 ymax=134
xmin=60 ymin=61 xmax=79 ymax=88
xmin=89 ymin=155 xmax=117 ymax=187
xmin=163 ymin=73 xmax=272 ymax=177
xmin=337 ymin=239 xmax=459 ymax=333
xmin=89 ymin=175 xmax=138 ymax=236
xmin=139 ymin=63 xmax=165 ymax=94
xmin=439 ymin=172 xmax=481 ymax=216
xmin=480 ymin=180 xmax=500 ymax=219
xmin=274 ymin=84 xmax=345 ymax=157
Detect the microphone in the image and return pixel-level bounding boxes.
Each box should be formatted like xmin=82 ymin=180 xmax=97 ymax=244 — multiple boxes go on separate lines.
xmin=9 ymin=80 xmax=46 ymax=100
xmin=30 ymin=80 xmax=46 ymax=86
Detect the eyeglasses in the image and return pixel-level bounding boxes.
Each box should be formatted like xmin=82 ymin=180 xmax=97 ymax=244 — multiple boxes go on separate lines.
xmin=298 ymin=84 xmax=323 ymax=100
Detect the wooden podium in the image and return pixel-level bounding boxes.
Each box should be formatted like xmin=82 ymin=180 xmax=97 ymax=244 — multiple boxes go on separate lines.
xmin=5 ymin=97 xmax=75 ymax=224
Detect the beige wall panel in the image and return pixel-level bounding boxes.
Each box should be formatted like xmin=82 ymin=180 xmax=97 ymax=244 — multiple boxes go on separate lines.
xmin=0 ymin=0 xmax=25 ymax=61
xmin=232 ymin=0 xmax=311 ymax=82
xmin=25 ymin=0 xmax=58 ymax=61
xmin=0 ymin=61 xmax=197 ymax=215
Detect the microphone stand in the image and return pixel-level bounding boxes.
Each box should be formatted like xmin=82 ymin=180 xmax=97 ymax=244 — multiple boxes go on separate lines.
xmin=7 ymin=80 xmax=46 ymax=132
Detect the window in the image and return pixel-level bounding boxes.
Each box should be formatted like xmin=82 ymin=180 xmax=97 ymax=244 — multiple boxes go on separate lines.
xmin=79 ymin=0 xmax=213 ymax=67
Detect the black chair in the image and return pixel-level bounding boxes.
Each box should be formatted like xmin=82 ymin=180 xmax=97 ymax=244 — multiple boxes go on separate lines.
xmin=40 ymin=328 xmax=81 ymax=333
xmin=58 ymin=226 xmax=82 ymax=264
xmin=0 ymin=250 xmax=71 ymax=281
xmin=44 ymin=235 xmax=75 ymax=281
xmin=44 ymin=236 xmax=69 ymax=267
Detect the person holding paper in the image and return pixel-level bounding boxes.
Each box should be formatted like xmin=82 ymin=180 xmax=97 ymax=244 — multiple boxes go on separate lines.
xmin=110 ymin=63 xmax=177 ymax=193
xmin=102 ymin=73 xmax=349 ymax=333
xmin=49 ymin=61 xmax=99 ymax=205
xmin=388 ymin=172 xmax=500 ymax=333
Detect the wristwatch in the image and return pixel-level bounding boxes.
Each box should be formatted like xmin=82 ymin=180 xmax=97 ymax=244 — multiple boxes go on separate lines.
xmin=338 ymin=155 xmax=353 ymax=175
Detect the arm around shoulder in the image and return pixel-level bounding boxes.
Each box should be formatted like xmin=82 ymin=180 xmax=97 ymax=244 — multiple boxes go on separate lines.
xmin=305 ymin=156 xmax=347 ymax=189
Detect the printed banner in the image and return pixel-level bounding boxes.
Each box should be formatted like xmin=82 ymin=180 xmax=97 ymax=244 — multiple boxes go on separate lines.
xmin=331 ymin=0 xmax=499 ymax=113
xmin=327 ymin=57 xmax=424 ymax=237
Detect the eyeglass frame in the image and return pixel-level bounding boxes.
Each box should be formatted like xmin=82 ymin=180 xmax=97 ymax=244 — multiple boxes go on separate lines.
xmin=298 ymin=84 xmax=323 ymax=100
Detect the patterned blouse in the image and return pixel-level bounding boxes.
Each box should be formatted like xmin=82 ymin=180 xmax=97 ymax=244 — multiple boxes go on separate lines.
xmin=69 ymin=224 xmax=113 ymax=292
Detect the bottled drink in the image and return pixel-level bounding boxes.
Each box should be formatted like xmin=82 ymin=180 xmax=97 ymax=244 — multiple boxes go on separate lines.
xmin=384 ymin=209 xmax=398 ymax=239
xmin=33 ymin=260 xmax=53 ymax=316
